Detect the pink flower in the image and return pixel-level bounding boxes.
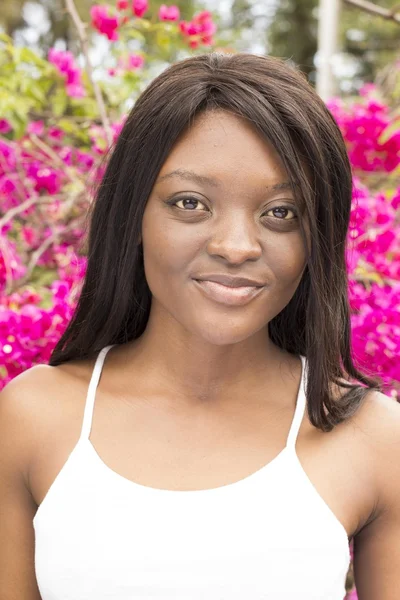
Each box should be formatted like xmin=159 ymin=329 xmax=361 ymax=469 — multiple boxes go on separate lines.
xmin=195 ymin=10 xmax=217 ymax=35
xmin=359 ymin=83 xmax=377 ymax=97
xmin=117 ymin=0 xmax=129 ymax=9
xmin=116 ymin=53 xmax=145 ymax=73
xmin=200 ymin=35 xmax=213 ymax=46
xmin=47 ymin=127 xmax=64 ymax=141
xmin=187 ymin=22 xmax=202 ymax=35
xmin=0 ymin=119 xmax=12 ymax=134
xmin=126 ymin=53 xmax=145 ymax=69
xmin=76 ymin=150 xmax=94 ymax=171
xmin=159 ymin=4 xmax=180 ymax=21
xmin=27 ymin=165 xmax=61 ymax=195
xmin=27 ymin=121 xmax=44 ymax=136
xmin=90 ymin=5 xmax=120 ymax=41
xmin=179 ymin=10 xmax=217 ymax=48
xmin=48 ymin=48 xmax=86 ymax=98
xmin=0 ymin=140 xmax=16 ymax=176
xmin=66 ymin=83 xmax=85 ymax=98
xmin=22 ymin=226 xmax=40 ymax=247
xmin=132 ymin=0 xmax=148 ymax=18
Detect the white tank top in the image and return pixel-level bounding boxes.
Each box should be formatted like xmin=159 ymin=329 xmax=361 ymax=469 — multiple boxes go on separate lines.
xmin=33 ymin=345 xmax=351 ymax=599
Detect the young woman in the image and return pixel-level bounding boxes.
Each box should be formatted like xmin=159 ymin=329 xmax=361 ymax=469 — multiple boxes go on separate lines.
xmin=1 ymin=52 xmax=399 ymax=600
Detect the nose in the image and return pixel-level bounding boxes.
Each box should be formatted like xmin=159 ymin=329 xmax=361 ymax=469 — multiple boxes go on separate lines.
xmin=206 ymin=215 xmax=262 ymax=265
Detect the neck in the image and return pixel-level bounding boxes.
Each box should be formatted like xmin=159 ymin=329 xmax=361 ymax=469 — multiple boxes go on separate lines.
xmin=121 ymin=310 xmax=293 ymax=411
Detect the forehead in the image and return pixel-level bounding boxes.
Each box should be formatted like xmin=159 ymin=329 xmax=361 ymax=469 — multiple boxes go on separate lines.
xmin=158 ymin=109 xmax=289 ymax=185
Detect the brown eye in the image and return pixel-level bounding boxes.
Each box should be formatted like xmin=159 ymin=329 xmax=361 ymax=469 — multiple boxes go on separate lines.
xmin=263 ymin=206 xmax=297 ymax=220
xmin=173 ymin=197 xmax=207 ymax=211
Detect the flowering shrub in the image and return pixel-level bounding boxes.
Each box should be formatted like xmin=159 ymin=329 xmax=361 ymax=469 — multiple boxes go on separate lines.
xmin=327 ymin=86 xmax=400 ymax=599
xmin=48 ymin=48 xmax=86 ymax=98
xmin=1 ymin=28 xmax=398 ymax=396
xmin=327 ymin=89 xmax=400 ymax=400
xmin=0 ymin=1 xmax=219 ymax=380
xmin=0 ymin=6 xmax=399 ymax=596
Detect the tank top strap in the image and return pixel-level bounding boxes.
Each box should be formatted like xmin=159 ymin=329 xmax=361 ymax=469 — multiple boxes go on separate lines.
xmin=285 ymin=354 xmax=307 ymax=450
xmin=79 ymin=344 xmax=117 ymax=441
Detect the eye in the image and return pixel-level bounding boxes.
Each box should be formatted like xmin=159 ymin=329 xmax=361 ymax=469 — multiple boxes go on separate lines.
xmin=170 ymin=196 xmax=208 ymax=211
xmin=263 ymin=205 xmax=297 ymax=220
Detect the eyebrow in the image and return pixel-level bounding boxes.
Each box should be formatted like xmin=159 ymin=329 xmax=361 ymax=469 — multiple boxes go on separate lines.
xmin=156 ymin=168 xmax=293 ymax=193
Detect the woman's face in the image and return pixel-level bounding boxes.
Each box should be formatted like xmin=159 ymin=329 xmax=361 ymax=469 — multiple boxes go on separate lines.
xmin=141 ymin=109 xmax=309 ymax=346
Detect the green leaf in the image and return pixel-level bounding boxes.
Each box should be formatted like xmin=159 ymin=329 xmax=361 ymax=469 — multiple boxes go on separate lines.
xmin=30 ymin=266 xmax=58 ymax=287
xmin=155 ymin=29 xmax=172 ymax=52
xmin=6 ymin=113 xmax=26 ymax=138
xmin=51 ymin=87 xmax=68 ymax=117
xmin=70 ymin=96 xmax=99 ymax=118
xmin=0 ymin=33 xmax=12 ymax=44
xmin=56 ymin=118 xmax=90 ymax=143
xmin=378 ymin=120 xmax=400 ymax=145
xmin=135 ymin=18 xmax=151 ymax=30
xmin=123 ymin=27 xmax=146 ymax=43
xmin=21 ymin=80 xmax=47 ymax=105
xmin=16 ymin=47 xmax=49 ymax=69
xmin=57 ymin=118 xmax=80 ymax=134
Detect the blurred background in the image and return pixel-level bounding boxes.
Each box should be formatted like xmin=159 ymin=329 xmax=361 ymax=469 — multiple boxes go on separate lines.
xmin=1 ymin=0 xmax=400 ymax=94
xmin=0 ymin=3 xmax=399 ymax=599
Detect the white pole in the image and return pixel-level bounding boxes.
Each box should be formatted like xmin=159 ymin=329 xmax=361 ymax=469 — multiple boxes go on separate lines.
xmin=316 ymin=0 xmax=341 ymax=101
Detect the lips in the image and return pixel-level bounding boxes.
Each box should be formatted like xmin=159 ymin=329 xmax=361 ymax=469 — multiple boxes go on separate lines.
xmin=194 ymin=274 xmax=266 ymax=288
xmin=192 ymin=278 xmax=265 ymax=307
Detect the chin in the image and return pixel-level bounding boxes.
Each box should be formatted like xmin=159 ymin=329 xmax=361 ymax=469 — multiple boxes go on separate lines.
xmin=192 ymin=318 xmax=264 ymax=346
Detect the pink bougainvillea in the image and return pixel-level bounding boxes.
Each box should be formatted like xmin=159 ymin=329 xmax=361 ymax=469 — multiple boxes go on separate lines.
xmin=48 ymin=48 xmax=86 ymax=98
xmin=90 ymin=4 xmax=121 ymax=40
xmin=132 ymin=0 xmax=149 ymax=18
xmin=0 ymin=83 xmax=399 ymax=412
xmin=179 ymin=10 xmax=217 ymax=48
xmin=159 ymin=4 xmax=180 ymax=21
xmin=0 ymin=10 xmax=399 ymax=599
xmin=0 ymin=119 xmax=12 ymax=134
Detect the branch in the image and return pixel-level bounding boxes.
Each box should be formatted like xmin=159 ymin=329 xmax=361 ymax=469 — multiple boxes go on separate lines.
xmin=7 ymin=221 xmax=80 ymax=294
xmin=4 ymin=228 xmax=61 ymax=295
xmin=29 ymin=134 xmax=79 ymax=182
xmin=64 ymin=0 xmax=113 ymax=146
xmin=343 ymin=0 xmax=400 ymax=23
xmin=0 ymin=194 xmax=60 ymax=231
xmin=0 ymin=236 xmax=14 ymax=295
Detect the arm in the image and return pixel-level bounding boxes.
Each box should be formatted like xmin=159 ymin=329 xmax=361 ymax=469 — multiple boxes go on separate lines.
xmin=0 ymin=369 xmax=46 ymax=600
xmin=352 ymin=390 xmax=400 ymax=599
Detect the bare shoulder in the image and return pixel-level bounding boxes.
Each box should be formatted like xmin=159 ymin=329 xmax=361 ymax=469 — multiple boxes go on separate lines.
xmin=349 ymin=388 xmax=400 ymax=469
xmin=0 ymin=360 xmax=98 ymax=599
xmin=348 ymin=388 xmax=400 ymax=598
xmin=360 ymin=388 xmax=400 ymax=501
xmin=0 ymin=359 xmax=94 ymax=484
xmin=0 ymin=365 xmax=59 ymax=474
xmin=342 ymin=386 xmax=400 ymax=495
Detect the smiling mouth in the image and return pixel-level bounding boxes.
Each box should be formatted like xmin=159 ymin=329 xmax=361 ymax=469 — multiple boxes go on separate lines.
xmin=192 ymin=279 xmax=265 ymax=306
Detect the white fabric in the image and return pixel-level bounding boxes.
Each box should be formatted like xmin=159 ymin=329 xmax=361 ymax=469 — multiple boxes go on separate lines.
xmin=34 ymin=345 xmax=350 ymax=599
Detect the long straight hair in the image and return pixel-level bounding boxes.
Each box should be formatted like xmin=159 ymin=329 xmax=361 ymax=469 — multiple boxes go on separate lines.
xmin=49 ymin=52 xmax=383 ymax=432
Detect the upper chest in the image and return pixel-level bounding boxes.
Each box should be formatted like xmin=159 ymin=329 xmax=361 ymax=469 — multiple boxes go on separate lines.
xmin=30 ymin=365 xmax=376 ymax=543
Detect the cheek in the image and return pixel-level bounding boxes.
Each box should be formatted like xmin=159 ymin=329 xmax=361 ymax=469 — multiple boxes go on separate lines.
xmin=266 ymin=235 xmax=307 ymax=285
xmin=141 ymin=211 xmax=201 ymax=286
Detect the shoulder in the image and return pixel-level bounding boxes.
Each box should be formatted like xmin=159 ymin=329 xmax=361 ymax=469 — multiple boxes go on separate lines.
xmin=0 ymin=362 xmax=95 ymax=597
xmin=349 ymin=388 xmax=400 ymax=521
xmin=359 ymin=389 xmax=400 ymax=501
xmin=0 ymin=365 xmax=59 ymax=466
xmin=0 ymin=359 xmax=94 ymax=485
xmin=345 ymin=389 xmax=400 ymax=597
xmin=351 ymin=388 xmax=400 ymax=455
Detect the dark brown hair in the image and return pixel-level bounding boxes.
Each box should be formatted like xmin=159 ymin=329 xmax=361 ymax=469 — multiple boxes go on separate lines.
xmin=49 ymin=52 xmax=383 ymax=432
